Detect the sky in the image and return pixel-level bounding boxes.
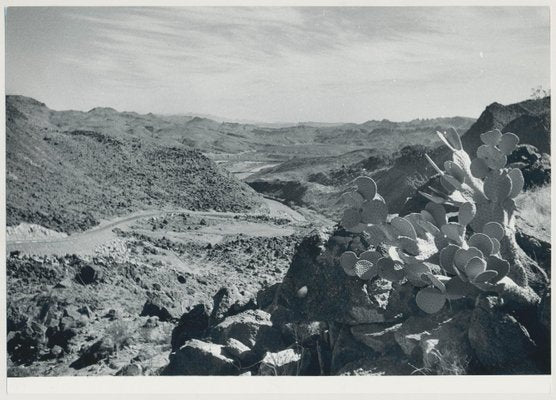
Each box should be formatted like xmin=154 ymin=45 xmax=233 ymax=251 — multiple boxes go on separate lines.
xmin=5 ymin=6 xmax=551 ymax=123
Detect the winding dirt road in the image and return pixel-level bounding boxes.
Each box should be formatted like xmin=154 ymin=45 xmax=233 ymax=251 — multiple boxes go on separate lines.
xmin=6 ymin=198 xmax=305 ymax=256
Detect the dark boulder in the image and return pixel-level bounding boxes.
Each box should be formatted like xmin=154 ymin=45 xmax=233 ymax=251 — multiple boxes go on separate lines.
xmin=468 ymin=295 xmax=540 ymax=374
xmin=171 ymin=303 xmax=211 ymax=352
xmin=163 ymin=339 xmax=239 ymax=376
xmin=516 ymin=229 xmax=551 ymax=280
xmin=210 ymin=309 xmax=283 ymax=356
xmin=140 ymin=295 xmax=175 ymax=322
xmin=70 ymin=338 xmax=115 ymax=370
xmin=210 ymin=285 xmax=256 ymax=325
xmin=75 ymin=264 xmax=103 ymax=285
xmin=329 ymin=324 xmax=378 ymax=374
xmin=7 ymin=320 xmax=47 ymax=365
xmin=256 ymin=282 xmax=281 ymax=310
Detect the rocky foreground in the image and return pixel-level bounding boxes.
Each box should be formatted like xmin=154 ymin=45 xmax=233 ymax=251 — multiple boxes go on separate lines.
xmin=6 ymin=209 xmax=307 ymax=376
xmin=8 ymin=202 xmax=549 ymax=376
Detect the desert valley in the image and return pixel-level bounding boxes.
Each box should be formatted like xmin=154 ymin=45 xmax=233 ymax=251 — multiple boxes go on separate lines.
xmin=5 ymin=93 xmax=551 ymax=376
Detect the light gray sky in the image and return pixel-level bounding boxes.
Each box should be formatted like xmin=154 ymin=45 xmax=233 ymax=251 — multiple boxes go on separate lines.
xmin=5 ymin=6 xmax=550 ymax=123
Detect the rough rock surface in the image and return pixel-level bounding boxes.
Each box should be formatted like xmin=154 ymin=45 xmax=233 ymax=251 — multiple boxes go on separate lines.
xmin=468 ymin=296 xmax=541 ymax=374
xmin=210 ymin=309 xmax=283 ymax=355
xmin=163 ymin=339 xmax=238 ymax=376
xmin=277 ymin=229 xmax=415 ymax=325
xmin=171 ymin=304 xmax=211 ymax=352
xmin=258 ymin=348 xmax=303 ymax=376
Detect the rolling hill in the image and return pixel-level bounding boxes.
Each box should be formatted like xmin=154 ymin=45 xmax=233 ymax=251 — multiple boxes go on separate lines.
xmin=6 ymin=96 xmax=264 ymax=233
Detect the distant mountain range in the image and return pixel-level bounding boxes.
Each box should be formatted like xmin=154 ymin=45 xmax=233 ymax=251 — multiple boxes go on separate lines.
xmin=10 ymin=94 xmax=547 ymax=233
xmin=6 ymin=95 xmax=475 ymax=159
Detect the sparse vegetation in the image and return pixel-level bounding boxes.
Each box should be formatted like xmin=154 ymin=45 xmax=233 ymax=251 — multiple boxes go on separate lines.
xmin=530 ymin=85 xmax=551 ymax=100
xmin=105 ymin=320 xmax=133 ymax=353
xmin=411 ymin=347 xmax=469 ymax=375
xmin=515 ymin=184 xmax=551 ymax=234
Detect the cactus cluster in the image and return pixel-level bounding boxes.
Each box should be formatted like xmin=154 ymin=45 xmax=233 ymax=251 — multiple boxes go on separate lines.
xmin=338 ymin=128 xmax=525 ymax=314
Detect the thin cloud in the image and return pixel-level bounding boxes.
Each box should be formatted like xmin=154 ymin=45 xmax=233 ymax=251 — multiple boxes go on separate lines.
xmin=6 ymin=6 xmax=550 ymax=122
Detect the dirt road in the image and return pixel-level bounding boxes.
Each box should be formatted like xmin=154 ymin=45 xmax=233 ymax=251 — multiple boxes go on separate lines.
xmin=6 ymin=198 xmax=305 ymax=256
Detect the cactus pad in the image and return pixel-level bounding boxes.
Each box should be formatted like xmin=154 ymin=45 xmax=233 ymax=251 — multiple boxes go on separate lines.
xmin=354 ymin=259 xmax=377 ymax=280
xmin=416 ymin=287 xmax=446 ymax=314
xmin=499 ymin=132 xmax=519 ymax=155
xmin=480 ymin=129 xmax=502 ymax=146
xmin=444 ymin=160 xmax=466 ymax=183
xmin=377 ymin=257 xmax=405 ymax=282
xmin=484 ymin=170 xmax=512 ymax=202
xmin=436 ymin=127 xmax=463 ymax=151
xmin=482 ymin=221 xmax=505 ymax=241
xmin=422 ymin=272 xmax=447 ymax=293
xmin=507 ymin=168 xmax=524 ymax=198
xmin=342 ymin=191 xmax=364 ymax=208
xmin=468 ymin=233 xmax=493 ymax=256
xmin=458 ymin=202 xmax=476 ymax=226
xmin=477 ymin=145 xmax=507 ymax=170
xmin=420 ymin=209 xmax=437 ymax=226
xmin=360 ymin=199 xmax=388 ymax=224
xmin=439 ymin=244 xmax=459 ymax=274
xmin=440 ymin=174 xmax=459 ymax=192
xmin=364 ymin=224 xmax=388 ymax=243
xmin=454 ymin=247 xmax=484 ymax=271
xmin=340 ymin=251 xmax=358 ymax=276
xmin=426 ymin=202 xmax=447 ymax=227
xmin=404 ymin=213 xmax=428 ymax=237
xmin=341 ymin=208 xmax=360 ymax=229
xmin=441 ymin=223 xmax=465 ymax=244
xmin=472 ymin=201 xmax=506 ymax=233
xmin=473 ymin=270 xmax=498 ymax=284
xmin=464 ymin=257 xmax=487 ymax=280
xmin=445 ymin=276 xmax=475 ymax=300
xmin=486 ymin=255 xmax=510 ymax=283
xmin=404 ymin=262 xmax=432 ymax=287
xmin=490 ymin=237 xmax=501 ymax=254
xmin=470 ymin=157 xmax=490 ymax=179
xmin=359 ymin=250 xmax=382 ymax=264
xmin=420 ymin=191 xmax=447 ymax=204
xmin=418 ymin=219 xmax=441 ymax=237
xmin=398 ymin=236 xmax=420 ymax=256
xmin=391 ymin=216 xmax=417 ymax=240
xmin=354 ymin=176 xmax=377 ymax=200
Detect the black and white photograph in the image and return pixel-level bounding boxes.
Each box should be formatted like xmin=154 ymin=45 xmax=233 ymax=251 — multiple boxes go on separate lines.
xmin=3 ymin=2 xmax=553 ymax=392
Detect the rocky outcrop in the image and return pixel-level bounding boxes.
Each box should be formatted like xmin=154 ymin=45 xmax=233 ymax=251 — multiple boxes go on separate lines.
xmin=468 ymin=296 xmax=541 ymax=374
xmin=275 ymin=229 xmax=416 ymax=325
xmin=461 ymin=96 xmax=550 ymax=156
xmin=508 ymin=144 xmax=550 ymax=189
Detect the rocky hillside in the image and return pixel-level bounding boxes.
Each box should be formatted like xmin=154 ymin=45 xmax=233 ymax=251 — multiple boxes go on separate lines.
xmin=462 ymin=97 xmax=550 ymax=155
xmin=247 ymin=97 xmax=551 ymax=219
xmin=6 ymin=96 xmax=263 ymax=233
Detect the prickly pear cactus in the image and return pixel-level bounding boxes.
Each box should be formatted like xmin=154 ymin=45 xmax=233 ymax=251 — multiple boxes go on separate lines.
xmin=337 ymin=128 xmax=537 ymax=314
